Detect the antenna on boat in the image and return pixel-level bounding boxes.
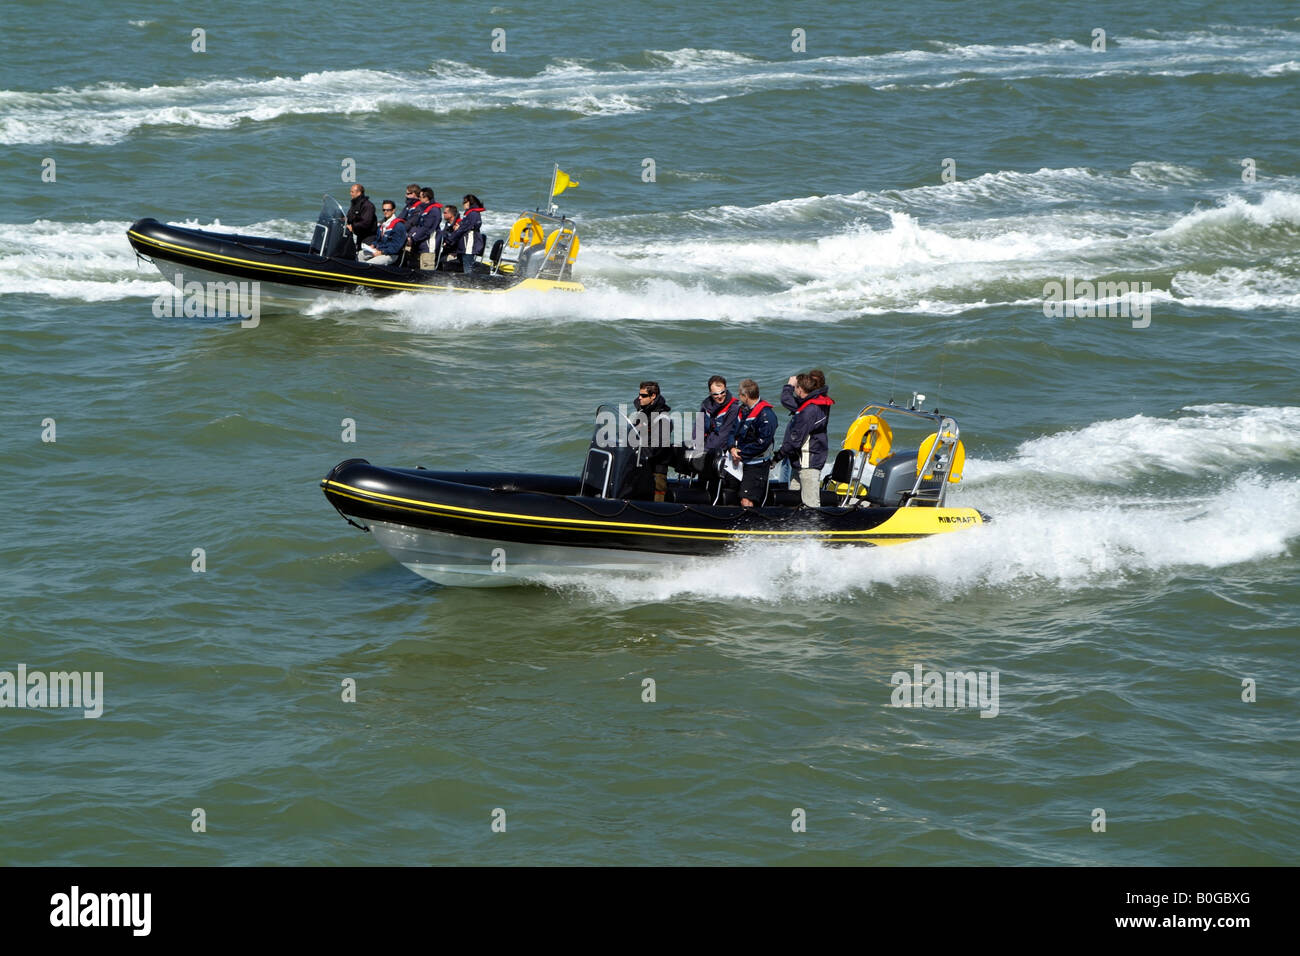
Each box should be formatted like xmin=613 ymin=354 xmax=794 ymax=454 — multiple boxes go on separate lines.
xmin=888 ymin=343 xmax=900 ymax=406
xmin=934 ymin=348 xmax=947 ymax=413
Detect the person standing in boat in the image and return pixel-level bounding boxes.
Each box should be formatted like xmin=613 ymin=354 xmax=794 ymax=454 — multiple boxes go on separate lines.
xmin=435 ymin=204 xmax=460 ymax=270
xmin=345 ymin=183 xmax=377 ymax=257
xmin=442 ymin=194 xmax=486 ymax=274
xmin=776 ymin=369 xmax=834 ymax=508
xmin=406 ymin=188 xmax=443 ymax=265
xmin=625 ymin=382 xmax=675 ymax=502
xmin=725 ymin=379 xmax=778 ymax=508
xmin=358 ymin=200 xmax=407 ymax=265
xmin=691 ymin=375 xmax=740 ymax=490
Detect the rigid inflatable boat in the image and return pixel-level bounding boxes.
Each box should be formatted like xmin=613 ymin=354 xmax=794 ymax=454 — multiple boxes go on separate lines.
xmin=127 ymin=195 xmax=583 ymax=308
xmin=321 ymin=399 xmax=987 ymax=587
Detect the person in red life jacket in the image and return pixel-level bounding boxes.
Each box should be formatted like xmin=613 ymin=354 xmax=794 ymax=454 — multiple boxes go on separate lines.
xmin=435 ymin=204 xmax=460 ymax=269
xmin=725 ymin=378 xmax=778 ymax=508
xmin=624 ymin=381 xmax=675 ymax=502
xmin=345 ymin=183 xmax=377 ymax=257
xmin=689 ymin=374 xmax=740 ymax=490
xmin=776 ymin=369 xmax=834 ymax=507
xmin=442 ymin=194 xmax=486 ymax=274
xmin=359 ymin=200 xmax=407 ymax=265
xmin=400 ymin=184 xmax=423 ymax=223
xmin=406 ymin=187 xmax=444 ymax=261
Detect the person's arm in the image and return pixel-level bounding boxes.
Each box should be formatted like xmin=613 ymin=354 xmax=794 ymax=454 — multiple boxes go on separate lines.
xmin=780 ymin=382 xmax=800 ymax=413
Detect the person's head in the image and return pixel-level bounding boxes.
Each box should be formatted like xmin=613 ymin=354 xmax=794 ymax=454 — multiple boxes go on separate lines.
xmin=637 ymin=381 xmax=660 ymax=408
xmin=442 ymin=204 xmax=458 ymax=222
xmin=420 ymin=187 xmax=435 ymax=202
xmin=350 ymin=183 xmax=365 ymax=199
xmin=381 ymin=200 xmax=396 ymax=219
xmin=707 ymin=375 xmax=728 ymax=403
xmin=795 ymin=372 xmax=816 ymax=398
xmin=808 ymin=368 xmax=826 ymax=392
xmin=738 ymin=378 xmax=760 ymax=406
xmin=463 ymin=194 xmax=481 ymax=210
xmin=406 ymin=184 xmax=421 ymax=203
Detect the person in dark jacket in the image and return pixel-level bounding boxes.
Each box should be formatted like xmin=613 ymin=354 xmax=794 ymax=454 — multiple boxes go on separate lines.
xmin=435 ymin=204 xmax=460 ymax=269
xmin=689 ymin=375 xmax=740 ymax=493
xmin=725 ymin=378 xmax=778 ymax=508
xmin=775 ymin=369 xmax=834 ymax=507
xmin=400 ymin=184 xmax=423 ymax=223
xmin=442 ymin=194 xmax=486 ymax=273
xmin=359 ymin=200 xmax=407 ymax=265
xmin=345 ymin=183 xmax=377 ymax=257
xmin=624 ymin=381 xmax=675 ymax=501
xmin=406 ymin=187 xmax=444 ymax=262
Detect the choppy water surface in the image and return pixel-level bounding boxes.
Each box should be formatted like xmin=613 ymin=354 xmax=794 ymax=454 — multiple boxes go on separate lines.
xmin=1 ymin=0 xmax=1297 ymax=864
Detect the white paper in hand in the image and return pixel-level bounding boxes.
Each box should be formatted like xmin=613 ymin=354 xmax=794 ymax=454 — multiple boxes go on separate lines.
xmin=723 ymin=455 xmax=744 ymax=481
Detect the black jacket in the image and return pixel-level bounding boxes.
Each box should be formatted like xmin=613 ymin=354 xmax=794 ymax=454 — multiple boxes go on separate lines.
xmin=347 ymin=194 xmax=377 ymax=244
xmin=631 ymin=394 xmax=674 ymax=470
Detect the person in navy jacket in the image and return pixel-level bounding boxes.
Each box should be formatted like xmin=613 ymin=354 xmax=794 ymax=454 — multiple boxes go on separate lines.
xmin=442 ymin=194 xmax=486 ymax=273
xmin=775 ymin=369 xmax=834 ymax=507
xmin=406 ymin=188 xmax=444 ymax=260
xmin=400 ymin=184 xmax=423 ymax=223
xmin=359 ymin=200 xmax=407 ymax=265
xmin=687 ymin=375 xmax=740 ymax=492
xmin=726 ymin=379 xmax=779 ymax=507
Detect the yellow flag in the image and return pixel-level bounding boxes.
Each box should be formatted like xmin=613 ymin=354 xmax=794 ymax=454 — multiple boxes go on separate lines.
xmin=552 ymin=169 xmax=579 ymax=196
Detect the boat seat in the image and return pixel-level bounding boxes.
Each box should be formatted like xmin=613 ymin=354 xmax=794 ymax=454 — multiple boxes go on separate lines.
xmin=488 ymin=239 xmax=504 ymax=272
xmin=830 ymin=449 xmax=854 ymax=484
xmin=671 ymin=487 xmax=712 ymax=505
xmin=768 ymin=488 xmax=845 ymax=508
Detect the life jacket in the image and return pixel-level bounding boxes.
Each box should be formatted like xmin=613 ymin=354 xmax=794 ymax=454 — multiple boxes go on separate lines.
xmin=796 ymin=395 xmax=834 ymax=414
xmin=704 ymin=396 xmax=736 ymax=434
xmin=734 ymin=400 xmax=775 ymax=462
xmin=378 ymin=215 xmax=404 ymax=238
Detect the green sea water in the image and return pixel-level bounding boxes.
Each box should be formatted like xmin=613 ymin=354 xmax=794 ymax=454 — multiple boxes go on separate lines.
xmin=1 ymin=0 xmax=1297 ymax=865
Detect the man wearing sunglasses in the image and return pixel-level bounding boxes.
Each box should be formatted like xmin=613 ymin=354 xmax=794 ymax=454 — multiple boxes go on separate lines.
xmin=625 ymin=381 xmax=674 ymax=502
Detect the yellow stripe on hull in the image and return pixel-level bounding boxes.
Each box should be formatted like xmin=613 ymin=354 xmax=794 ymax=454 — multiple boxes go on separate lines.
xmin=321 ymin=478 xmax=984 ymax=544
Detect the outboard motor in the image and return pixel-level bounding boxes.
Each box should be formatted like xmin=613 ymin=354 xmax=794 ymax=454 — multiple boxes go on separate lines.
xmin=515 ymin=242 xmax=546 ymax=279
xmin=867 ymin=451 xmax=943 ymax=507
xmin=310 ymin=195 xmax=352 ymax=259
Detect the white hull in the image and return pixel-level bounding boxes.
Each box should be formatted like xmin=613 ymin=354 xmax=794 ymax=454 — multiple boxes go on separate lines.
xmin=368 ymin=520 xmax=689 ymax=587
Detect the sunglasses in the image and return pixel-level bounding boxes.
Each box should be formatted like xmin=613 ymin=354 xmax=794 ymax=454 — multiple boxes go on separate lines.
xmin=710 ymin=391 xmax=727 ymax=398
xmin=638 ymin=392 xmax=654 ymax=399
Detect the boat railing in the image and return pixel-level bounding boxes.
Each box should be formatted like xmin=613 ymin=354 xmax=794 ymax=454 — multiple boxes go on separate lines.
xmin=840 ymin=401 xmax=964 ymax=509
